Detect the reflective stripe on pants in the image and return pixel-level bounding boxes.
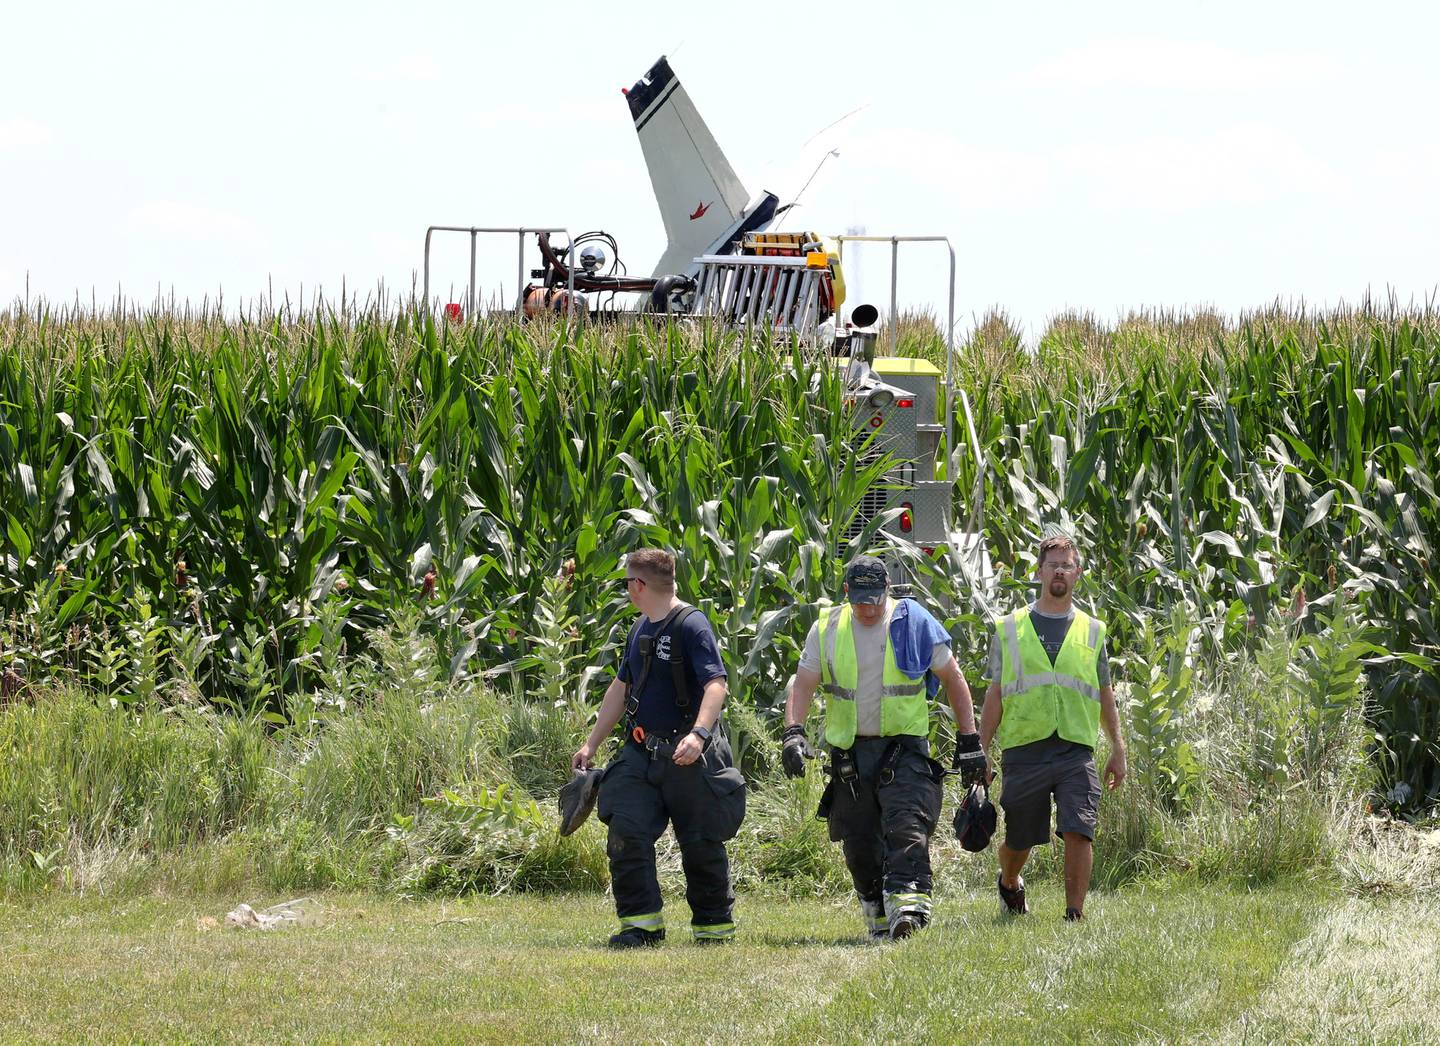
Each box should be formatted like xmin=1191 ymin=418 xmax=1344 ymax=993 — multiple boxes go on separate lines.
xmin=692 ymin=921 xmax=736 ymax=941
xmin=619 ymin=911 xmax=664 ymax=932
xmin=825 ymin=737 xmax=942 ymax=929
xmin=884 ymin=890 xmax=933 ymax=922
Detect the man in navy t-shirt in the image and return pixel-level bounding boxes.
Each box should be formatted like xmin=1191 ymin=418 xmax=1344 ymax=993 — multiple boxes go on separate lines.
xmin=572 ymin=548 xmax=746 ymax=949
xmin=616 ymin=602 xmax=728 ymax=738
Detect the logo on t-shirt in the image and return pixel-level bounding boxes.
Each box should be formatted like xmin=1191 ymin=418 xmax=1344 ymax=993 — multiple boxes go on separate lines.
xmin=655 ymin=634 xmax=673 ymax=662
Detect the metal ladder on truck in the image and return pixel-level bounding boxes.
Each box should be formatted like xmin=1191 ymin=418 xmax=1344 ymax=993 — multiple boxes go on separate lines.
xmin=688 ymin=234 xmax=838 ymax=337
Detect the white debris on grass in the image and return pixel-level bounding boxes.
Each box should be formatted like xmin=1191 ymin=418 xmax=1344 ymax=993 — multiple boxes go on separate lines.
xmin=223 ymin=898 xmax=314 ymax=930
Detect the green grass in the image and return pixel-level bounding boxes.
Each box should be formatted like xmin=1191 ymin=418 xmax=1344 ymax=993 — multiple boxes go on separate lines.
xmin=7 ymin=882 xmax=1429 ymax=1043
xmin=1202 ymin=895 xmax=1440 ymax=1044
xmin=1 ymin=615 xmax=1377 ymax=901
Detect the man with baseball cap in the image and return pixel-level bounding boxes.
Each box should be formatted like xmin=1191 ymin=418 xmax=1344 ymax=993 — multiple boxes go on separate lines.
xmin=980 ymin=527 xmax=1126 ymax=921
xmin=781 ymin=555 xmax=984 ymax=940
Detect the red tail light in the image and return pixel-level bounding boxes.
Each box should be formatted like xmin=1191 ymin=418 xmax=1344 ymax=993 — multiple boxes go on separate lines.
xmin=900 ymin=502 xmax=914 ymax=533
xmin=896 ymin=398 xmax=914 ymax=408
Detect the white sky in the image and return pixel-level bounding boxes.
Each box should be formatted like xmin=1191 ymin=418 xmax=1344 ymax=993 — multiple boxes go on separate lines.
xmin=2 ymin=0 xmax=1437 ymax=339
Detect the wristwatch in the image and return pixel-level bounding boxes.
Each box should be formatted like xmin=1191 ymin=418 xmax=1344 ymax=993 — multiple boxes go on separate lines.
xmin=691 ymin=725 xmax=713 ymax=748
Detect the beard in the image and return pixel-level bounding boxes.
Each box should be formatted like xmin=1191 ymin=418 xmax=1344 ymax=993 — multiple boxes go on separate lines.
xmin=1048 ymin=579 xmax=1069 ymax=597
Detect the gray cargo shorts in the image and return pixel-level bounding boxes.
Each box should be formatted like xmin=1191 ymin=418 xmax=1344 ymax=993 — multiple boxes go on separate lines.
xmin=998 ymin=746 xmax=1100 ymax=850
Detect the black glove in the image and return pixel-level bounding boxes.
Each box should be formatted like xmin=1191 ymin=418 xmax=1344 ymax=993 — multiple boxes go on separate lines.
xmin=954 ymin=732 xmax=987 ymax=786
xmin=781 ymin=724 xmax=811 ymax=779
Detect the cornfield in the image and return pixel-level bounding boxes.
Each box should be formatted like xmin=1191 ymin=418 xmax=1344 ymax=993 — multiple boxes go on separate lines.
xmin=0 ymin=301 xmax=1436 ymax=811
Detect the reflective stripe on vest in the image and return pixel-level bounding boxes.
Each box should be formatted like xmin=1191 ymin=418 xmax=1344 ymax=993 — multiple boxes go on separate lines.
xmin=995 ymin=608 xmax=1104 ymax=751
xmin=818 ymin=603 xmax=929 ymax=749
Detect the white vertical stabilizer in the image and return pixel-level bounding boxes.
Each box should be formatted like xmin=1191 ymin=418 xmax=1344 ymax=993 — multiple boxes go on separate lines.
xmin=627 ymin=57 xmax=755 ymax=276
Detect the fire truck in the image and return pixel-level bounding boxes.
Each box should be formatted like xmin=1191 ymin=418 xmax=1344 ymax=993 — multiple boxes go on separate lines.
xmin=421 ymin=57 xmax=987 ymax=566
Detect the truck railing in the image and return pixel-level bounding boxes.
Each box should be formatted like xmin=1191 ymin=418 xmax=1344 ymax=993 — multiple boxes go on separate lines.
xmin=690 ymin=253 xmax=830 ymax=336
xmin=421 ymin=226 xmax=575 ymax=316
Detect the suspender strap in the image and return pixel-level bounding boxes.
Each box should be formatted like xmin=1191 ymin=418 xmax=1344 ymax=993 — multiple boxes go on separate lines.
xmin=666 ymin=606 xmax=697 ymax=709
xmin=624 ymin=604 xmax=698 ymax=724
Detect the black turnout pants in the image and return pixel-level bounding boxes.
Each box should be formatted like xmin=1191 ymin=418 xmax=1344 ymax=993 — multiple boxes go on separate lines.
xmin=595 ymin=736 xmax=746 ymax=928
xmin=822 ymin=735 xmax=944 ymax=915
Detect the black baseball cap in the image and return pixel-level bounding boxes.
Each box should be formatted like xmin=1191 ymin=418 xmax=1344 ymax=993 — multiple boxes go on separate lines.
xmin=844 ymin=555 xmax=890 ymax=605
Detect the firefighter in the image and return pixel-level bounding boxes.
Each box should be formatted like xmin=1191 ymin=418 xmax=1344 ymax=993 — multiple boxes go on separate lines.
xmin=980 ymin=528 xmax=1126 ymax=921
xmin=571 ymin=548 xmax=745 ymax=948
xmin=782 ymin=556 xmax=985 ymax=940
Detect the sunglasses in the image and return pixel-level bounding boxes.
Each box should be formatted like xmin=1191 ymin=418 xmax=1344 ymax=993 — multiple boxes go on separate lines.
xmin=617 ymin=576 xmax=645 ymax=589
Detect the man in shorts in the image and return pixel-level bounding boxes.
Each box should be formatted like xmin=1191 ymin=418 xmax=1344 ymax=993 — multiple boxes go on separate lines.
xmin=979 ymin=528 xmax=1126 ymax=921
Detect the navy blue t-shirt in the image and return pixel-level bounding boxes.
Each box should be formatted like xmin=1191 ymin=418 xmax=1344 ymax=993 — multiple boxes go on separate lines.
xmin=617 ymin=607 xmax=727 ymax=735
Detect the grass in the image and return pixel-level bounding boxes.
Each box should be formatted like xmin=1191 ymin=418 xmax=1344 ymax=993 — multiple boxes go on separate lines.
xmin=783 ymin=884 xmax=1318 ymax=1044
xmin=7 ymin=881 xmax=1431 ymax=1043
xmin=1203 ymin=895 xmax=1440 ymax=1044
xmin=0 ymin=586 xmax=1428 ymax=1040
xmin=0 ymin=600 xmax=1382 ymax=901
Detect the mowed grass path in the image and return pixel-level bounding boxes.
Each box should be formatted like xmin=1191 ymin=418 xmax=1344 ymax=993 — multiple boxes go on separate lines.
xmin=2 ymin=884 xmax=1435 ymax=1044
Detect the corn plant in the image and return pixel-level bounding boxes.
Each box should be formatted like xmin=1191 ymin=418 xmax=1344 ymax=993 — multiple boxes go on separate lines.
xmin=1127 ymin=606 xmax=1203 ymax=808
xmin=1 ymin=299 xmax=1438 ymax=811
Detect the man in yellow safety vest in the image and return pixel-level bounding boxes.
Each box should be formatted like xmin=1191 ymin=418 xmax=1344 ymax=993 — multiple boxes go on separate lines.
xmin=782 ymin=556 xmax=984 ymax=940
xmin=980 ymin=528 xmax=1126 ymax=921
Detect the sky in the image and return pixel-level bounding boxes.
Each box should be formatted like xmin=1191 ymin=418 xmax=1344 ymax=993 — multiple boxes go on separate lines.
xmin=2 ymin=0 xmax=1437 ymax=339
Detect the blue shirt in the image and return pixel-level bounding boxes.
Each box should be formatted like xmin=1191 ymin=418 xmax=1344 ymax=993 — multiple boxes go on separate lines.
xmin=889 ymin=598 xmax=952 ymax=697
xmin=617 ymin=607 xmax=727 ymax=735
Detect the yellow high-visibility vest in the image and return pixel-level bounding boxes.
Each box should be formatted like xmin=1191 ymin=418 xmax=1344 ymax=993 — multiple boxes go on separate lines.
xmin=995 ymin=608 xmax=1104 ymax=751
xmin=818 ymin=604 xmax=928 ymax=748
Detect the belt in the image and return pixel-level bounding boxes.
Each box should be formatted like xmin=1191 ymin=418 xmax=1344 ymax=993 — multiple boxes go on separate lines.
xmin=628 ymin=725 xmax=691 ymax=759
xmin=838 ymin=735 xmax=925 ymax=748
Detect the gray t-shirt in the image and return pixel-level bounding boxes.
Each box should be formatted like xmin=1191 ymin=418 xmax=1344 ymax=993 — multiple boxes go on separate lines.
xmin=986 ymin=604 xmax=1110 ymax=762
xmin=799 ymin=600 xmax=951 ymax=737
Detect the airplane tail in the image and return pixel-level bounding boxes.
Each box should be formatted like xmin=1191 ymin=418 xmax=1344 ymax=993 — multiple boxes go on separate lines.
xmin=626 ymin=57 xmax=757 ymax=276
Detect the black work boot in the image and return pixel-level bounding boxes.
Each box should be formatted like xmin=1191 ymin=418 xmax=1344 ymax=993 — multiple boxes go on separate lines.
xmin=608 ymin=927 xmax=665 ymax=949
xmin=997 ymin=874 xmax=1029 ymax=915
xmin=888 ymin=913 xmax=923 ymax=940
